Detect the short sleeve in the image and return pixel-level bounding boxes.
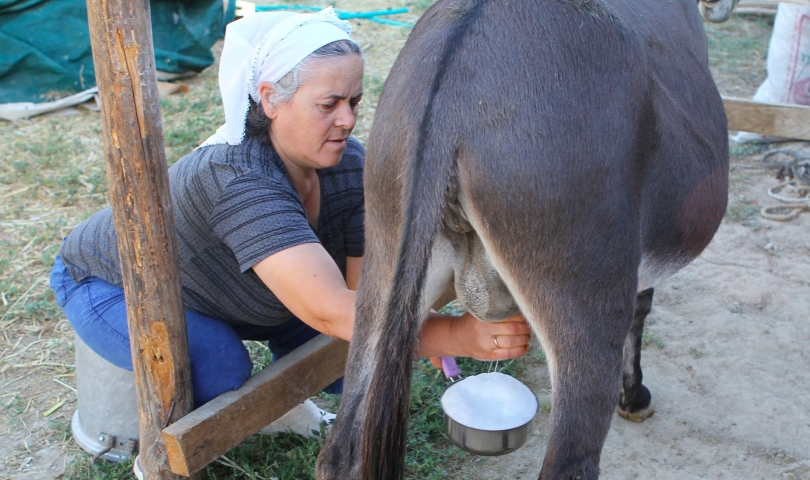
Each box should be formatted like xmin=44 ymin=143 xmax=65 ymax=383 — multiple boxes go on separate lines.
xmin=344 ymin=202 xmax=364 ymax=257
xmin=210 ymin=172 xmax=319 ymax=272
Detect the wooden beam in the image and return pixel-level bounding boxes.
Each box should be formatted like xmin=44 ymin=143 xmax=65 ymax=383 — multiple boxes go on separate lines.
xmin=723 ymin=96 xmax=810 ymax=141
xmin=85 ymin=0 xmax=198 ymax=478
xmin=733 ymin=5 xmax=777 ymax=15
xmin=162 ymin=335 xmax=349 ymax=476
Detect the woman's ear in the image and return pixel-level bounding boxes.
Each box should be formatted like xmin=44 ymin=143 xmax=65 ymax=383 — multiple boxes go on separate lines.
xmin=258 ymin=82 xmax=278 ymax=119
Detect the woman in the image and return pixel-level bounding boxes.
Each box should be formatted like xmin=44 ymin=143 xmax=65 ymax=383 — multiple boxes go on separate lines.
xmin=50 ymin=8 xmax=531 ymax=440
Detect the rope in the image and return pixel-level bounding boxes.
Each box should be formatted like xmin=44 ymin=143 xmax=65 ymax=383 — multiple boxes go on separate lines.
xmin=761 ymin=182 xmax=810 ymax=220
xmin=759 ymin=150 xmax=810 ymax=221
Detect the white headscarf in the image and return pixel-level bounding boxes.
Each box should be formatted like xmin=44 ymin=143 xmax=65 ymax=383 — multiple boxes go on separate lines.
xmin=201 ymin=8 xmax=353 ymax=147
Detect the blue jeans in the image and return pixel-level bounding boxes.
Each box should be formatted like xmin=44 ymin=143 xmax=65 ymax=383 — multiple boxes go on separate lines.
xmin=50 ymin=255 xmax=342 ymax=407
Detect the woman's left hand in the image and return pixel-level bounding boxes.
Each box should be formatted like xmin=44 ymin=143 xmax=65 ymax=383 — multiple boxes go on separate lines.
xmin=428 ymin=312 xmax=532 ymax=369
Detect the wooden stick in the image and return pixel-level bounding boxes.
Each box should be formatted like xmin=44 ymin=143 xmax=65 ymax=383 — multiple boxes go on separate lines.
xmin=162 ymin=335 xmax=349 ymax=477
xmin=723 ymin=96 xmax=810 ymax=141
xmin=85 ymin=0 xmax=198 ymax=478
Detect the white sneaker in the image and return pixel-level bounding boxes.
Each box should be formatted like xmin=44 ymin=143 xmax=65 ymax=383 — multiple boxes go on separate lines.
xmin=259 ymin=399 xmax=336 ymax=438
xmin=132 ymin=455 xmax=143 ymax=480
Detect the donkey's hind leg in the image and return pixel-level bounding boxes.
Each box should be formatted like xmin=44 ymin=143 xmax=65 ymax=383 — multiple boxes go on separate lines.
xmin=492 ymin=262 xmax=636 ymax=480
xmin=522 ymin=287 xmax=634 ymax=480
xmin=617 ymin=288 xmax=656 ymax=422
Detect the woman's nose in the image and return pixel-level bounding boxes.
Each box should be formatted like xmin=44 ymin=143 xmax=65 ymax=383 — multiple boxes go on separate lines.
xmin=335 ymin=103 xmax=357 ymax=130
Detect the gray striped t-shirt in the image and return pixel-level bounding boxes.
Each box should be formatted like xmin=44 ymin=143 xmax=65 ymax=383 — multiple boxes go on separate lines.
xmin=60 ymin=135 xmax=365 ymax=326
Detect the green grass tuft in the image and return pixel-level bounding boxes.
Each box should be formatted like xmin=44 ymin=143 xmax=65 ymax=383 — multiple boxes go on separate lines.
xmin=642 ymin=331 xmax=666 ymax=349
xmin=63 ymin=458 xmax=137 ymax=480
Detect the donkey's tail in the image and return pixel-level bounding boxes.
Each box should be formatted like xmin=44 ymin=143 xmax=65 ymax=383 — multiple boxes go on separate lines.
xmin=358 ymin=127 xmax=457 ymax=480
xmin=354 ymin=4 xmax=489 ymax=478
xmin=356 ymin=70 xmax=471 ymax=480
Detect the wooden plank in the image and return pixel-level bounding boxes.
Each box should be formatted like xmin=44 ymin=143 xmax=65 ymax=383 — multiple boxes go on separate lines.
xmin=723 ymin=96 xmax=810 ymax=141
xmin=733 ymin=6 xmax=777 ymax=15
xmin=85 ymin=0 xmax=198 ymax=478
xmin=162 ymin=335 xmax=350 ymax=476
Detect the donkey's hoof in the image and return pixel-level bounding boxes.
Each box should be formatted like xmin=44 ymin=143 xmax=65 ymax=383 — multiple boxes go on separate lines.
xmin=616 ymin=403 xmax=655 ymax=422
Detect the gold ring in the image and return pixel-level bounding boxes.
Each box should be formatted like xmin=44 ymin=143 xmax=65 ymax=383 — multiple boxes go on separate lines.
xmin=493 ymin=336 xmax=500 ymax=349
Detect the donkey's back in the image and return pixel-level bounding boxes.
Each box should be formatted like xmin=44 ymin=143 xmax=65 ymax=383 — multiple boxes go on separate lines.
xmin=318 ymin=0 xmax=728 ymax=478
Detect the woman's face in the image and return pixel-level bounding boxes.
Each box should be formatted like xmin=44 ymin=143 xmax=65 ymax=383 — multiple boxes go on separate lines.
xmin=262 ymin=55 xmax=364 ymax=171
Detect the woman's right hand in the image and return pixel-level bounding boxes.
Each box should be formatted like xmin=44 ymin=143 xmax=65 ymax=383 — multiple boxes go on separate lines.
xmin=434 ymin=312 xmax=531 ymax=366
xmin=453 ymin=311 xmax=532 ymax=361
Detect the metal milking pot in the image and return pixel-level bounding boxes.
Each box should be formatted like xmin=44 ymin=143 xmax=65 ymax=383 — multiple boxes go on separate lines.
xmin=439 ymin=357 xmax=538 ymax=456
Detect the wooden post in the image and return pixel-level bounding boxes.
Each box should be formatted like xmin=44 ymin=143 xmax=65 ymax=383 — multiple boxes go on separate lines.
xmin=85 ymin=0 xmax=199 ymax=478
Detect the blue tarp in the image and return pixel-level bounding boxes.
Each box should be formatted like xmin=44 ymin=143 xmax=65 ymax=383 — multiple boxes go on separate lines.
xmin=0 ymin=0 xmax=234 ymax=104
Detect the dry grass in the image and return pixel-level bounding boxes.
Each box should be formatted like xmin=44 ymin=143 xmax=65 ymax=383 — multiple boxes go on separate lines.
xmin=704 ymin=13 xmax=773 ymax=98
xmin=0 ymin=111 xmax=106 ymax=480
xmin=0 ymin=3 xmax=778 ymax=479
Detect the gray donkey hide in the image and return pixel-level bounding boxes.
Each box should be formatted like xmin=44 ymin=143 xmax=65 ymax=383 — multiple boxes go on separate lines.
xmin=317 ymin=0 xmax=729 ymax=478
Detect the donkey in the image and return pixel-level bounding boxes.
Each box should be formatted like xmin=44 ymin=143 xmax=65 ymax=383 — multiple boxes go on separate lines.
xmin=317 ymin=0 xmax=729 ymax=478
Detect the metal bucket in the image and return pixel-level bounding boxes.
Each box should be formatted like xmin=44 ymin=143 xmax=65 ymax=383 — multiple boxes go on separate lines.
xmin=441 ymin=371 xmax=538 ymax=456
xmin=444 ymin=413 xmax=533 ymax=456
xmin=72 ymin=334 xmax=139 ymax=462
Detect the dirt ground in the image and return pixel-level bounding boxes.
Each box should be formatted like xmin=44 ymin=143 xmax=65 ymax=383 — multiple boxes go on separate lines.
xmin=456 ymin=152 xmax=810 ymax=479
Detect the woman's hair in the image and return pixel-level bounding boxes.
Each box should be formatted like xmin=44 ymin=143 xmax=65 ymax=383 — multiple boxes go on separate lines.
xmin=245 ymin=39 xmax=363 ymax=139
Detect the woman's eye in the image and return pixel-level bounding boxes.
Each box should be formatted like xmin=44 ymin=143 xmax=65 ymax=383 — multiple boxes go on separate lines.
xmin=320 ymin=103 xmax=336 ymax=111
